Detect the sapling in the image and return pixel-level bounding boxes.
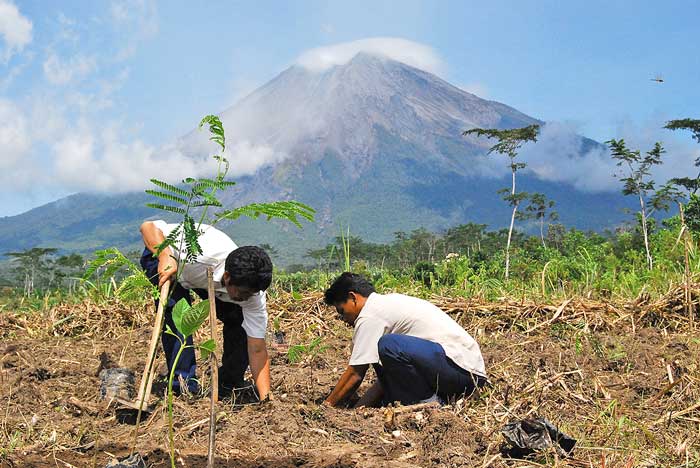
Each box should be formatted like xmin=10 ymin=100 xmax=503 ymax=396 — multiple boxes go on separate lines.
xmin=162 ymin=298 xmax=215 ymax=468
xmin=287 ymin=336 xmax=327 ymax=399
xmin=144 ymin=115 xmax=314 ymax=468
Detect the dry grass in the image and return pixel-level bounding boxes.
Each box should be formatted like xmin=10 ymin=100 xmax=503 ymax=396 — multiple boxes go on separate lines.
xmin=1 ymin=285 xmax=699 ymax=467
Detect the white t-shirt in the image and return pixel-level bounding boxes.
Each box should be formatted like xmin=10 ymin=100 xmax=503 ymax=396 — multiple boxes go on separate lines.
xmin=349 ymin=293 xmax=486 ymax=377
xmin=152 ymin=220 xmax=267 ymax=339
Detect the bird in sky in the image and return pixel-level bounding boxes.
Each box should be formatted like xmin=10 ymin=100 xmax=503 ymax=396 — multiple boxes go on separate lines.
xmin=651 ymin=74 xmax=664 ymax=83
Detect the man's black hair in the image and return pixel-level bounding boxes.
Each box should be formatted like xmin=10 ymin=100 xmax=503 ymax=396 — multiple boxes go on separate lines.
xmin=324 ymin=272 xmax=376 ymax=305
xmin=225 ymin=246 xmax=273 ymax=291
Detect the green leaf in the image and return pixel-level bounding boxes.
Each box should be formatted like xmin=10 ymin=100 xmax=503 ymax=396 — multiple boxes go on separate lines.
xmin=199 ymin=115 xmax=226 ymax=151
xmin=215 ymin=201 xmax=316 ymax=228
xmin=172 ymin=299 xmax=210 ymax=337
xmin=144 ymin=190 xmax=188 ymax=205
xmin=193 ymin=178 xmax=236 ymax=191
xmin=83 ymin=248 xmax=142 ymax=281
xmin=145 ymin=203 xmax=186 ymax=215
xmin=183 ymin=215 xmax=203 ymax=261
xmin=198 ymin=338 xmax=216 ymax=359
xmin=172 ymin=298 xmax=191 ymax=336
xmin=149 ymin=179 xmax=189 ymax=197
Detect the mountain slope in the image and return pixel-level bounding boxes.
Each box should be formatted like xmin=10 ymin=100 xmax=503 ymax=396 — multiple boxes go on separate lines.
xmin=0 ymin=53 xmax=629 ymax=265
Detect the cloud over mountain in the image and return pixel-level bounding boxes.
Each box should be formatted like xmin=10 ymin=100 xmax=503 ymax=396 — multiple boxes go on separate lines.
xmin=295 ymin=37 xmax=443 ymax=74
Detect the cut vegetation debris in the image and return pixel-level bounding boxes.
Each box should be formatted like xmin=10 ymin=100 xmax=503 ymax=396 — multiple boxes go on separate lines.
xmin=1 ymin=288 xmax=699 ymax=467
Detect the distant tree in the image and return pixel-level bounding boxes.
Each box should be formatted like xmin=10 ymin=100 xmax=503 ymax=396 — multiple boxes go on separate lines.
xmin=5 ymin=247 xmax=58 ymax=295
xmin=444 ymin=223 xmax=488 ymax=256
xmin=607 ymin=139 xmax=665 ymax=269
xmin=665 ymin=118 xmax=700 ymax=144
xmin=519 ymin=193 xmax=559 ymax=248
xmin=665 ymin=118 xmax=700 ymax=232
xmin=408 ymin=228 xmax=439 ymax=263
xmin=546 ymin=223 xmax=566 ymax=251
xmin=463 ymin=124 xmax=540 ymax=279
xmin=55 ymin=253 xmax=85 ymax=292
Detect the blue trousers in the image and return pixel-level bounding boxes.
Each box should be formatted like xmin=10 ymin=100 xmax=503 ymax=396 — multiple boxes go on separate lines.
xmin=375 ymin=334 xmax=485 ymax=405
xmin=140 ymin=249 xmax=249 ymax=391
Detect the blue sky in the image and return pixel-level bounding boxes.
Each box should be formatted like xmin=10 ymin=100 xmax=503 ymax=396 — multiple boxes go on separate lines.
xmin=1 ymin=0 xmax=699 ymax=216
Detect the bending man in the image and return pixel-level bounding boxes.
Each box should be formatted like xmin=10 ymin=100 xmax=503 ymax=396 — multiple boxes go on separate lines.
xmin=323 ymin=272 xmax=486 ymax=407
xmin=140 ymin=220 xmax=272 ymax=400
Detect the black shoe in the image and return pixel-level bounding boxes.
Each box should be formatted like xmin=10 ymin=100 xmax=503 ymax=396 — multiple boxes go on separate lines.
xmin=173 ymin=377 xmax=201 ymax=397
xmin=218 ymin=380 xmax=258 ymax=403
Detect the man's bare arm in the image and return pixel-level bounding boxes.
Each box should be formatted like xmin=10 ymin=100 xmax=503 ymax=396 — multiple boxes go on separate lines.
xmin=247 ymin=337 xmax=271 ymax=401
xmin=324 ymin=364 xmax=368 ymax=407
xmin=140 ymin=221 xmax=177 ymax=286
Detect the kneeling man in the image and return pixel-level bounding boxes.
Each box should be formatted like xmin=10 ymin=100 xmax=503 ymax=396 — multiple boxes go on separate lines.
xmin=323 ymin=272 xmax=486 ymax=408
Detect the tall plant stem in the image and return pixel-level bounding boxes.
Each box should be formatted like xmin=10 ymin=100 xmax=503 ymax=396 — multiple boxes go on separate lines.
xmin=206 ymin=268 xmax=219 ymax=468
xmin=167 ymin=343 xmax=187 ymax=468
xmin=505 ymin=165 xmax=517 ymax=280
xmin=638 ymin=190 xmax=653 ymax=270
xmin=540 ymin=217 xmax=546 ymax=248
xmin=679 ymin=203 xmax=693 ymax=328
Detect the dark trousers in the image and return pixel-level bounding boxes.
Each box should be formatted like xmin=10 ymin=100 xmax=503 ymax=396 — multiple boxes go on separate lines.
xmin=374 ymin=334 xmax=485 ymax=405
xmin=140 ymin=249 xmax=249 ymax=390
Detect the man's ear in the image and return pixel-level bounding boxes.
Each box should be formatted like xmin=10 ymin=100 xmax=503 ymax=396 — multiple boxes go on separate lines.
xmin=222 ymin=271 xmax=230 ymax=286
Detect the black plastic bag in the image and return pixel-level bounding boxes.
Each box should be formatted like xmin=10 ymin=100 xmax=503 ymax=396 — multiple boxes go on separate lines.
xmin=105 ymin=453 xmax=146 ymax=468
xmin=99 ymin=367 xmax=135 ymax=401
xmin=500 ymin=418 xmax=576 ymax=458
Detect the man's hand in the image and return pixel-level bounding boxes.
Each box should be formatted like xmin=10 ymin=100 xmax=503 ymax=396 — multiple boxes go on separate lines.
xmin=140 ymin=221 xmax=178 ymax=287
xmin=158 ymin=253 xmax=178 ymax=287
xmin=324 ymin=365 xmax=368 ymax=408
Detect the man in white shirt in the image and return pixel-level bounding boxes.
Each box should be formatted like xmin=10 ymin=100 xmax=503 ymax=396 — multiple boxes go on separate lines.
xmin=139 ymin=220 xmax=272 ymax=401
xmin=323 ymin=272 xmax=486 ymax=407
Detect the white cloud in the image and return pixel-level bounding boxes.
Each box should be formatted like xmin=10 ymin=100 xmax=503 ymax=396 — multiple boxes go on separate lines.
xmin=43 ymin=53 xmax=97 ymax=85
xmin=42 ymin=121 xmax=282 ymax=193
xmin=225 ymin=141 xmax=286 ymax=176
xmin=0 ymin=0 xmax=32 ymax=63
xmin=0 ymin=55 xmax=30 ymax=90
xmin=0 ymin=99 xmax=30 ymax=170
xmin=296 ymin=37 xmax=443 ymax=74
xmin=519 ymin=120 xmax=700 ymax=193
xmin=50 ymin=130 xmax=198 ymax=193
xmin=109 ymin=0 xmax=158 ymax=60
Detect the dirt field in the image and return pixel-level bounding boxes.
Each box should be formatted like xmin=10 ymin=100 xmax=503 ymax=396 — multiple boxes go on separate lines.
xmin=1 ymin=290 xmax=699 ymax=467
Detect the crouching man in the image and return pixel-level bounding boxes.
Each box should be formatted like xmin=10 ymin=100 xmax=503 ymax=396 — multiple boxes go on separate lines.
xmin=140 ymin=220 xmax=272 ymax=401
xmin=322 ymin=272 xmax=486 ymax=408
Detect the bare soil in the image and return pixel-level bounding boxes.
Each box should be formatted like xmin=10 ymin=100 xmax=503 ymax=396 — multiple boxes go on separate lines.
xmin=1 ymin=291 xmax=699 ymax=467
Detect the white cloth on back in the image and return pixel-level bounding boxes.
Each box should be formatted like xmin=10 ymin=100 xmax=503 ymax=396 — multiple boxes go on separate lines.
xmin=349 ymin=292 xmax=486 ymax=377
xmin=151 ymin=220 xmax=267 ymax=338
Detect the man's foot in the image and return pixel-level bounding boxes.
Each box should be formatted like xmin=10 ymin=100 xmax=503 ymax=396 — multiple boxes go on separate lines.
xmin=218 ymin=380 xmax=258 ymax=404
xmin=173 ymin=377 xmax=201 ymax=397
